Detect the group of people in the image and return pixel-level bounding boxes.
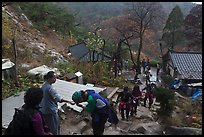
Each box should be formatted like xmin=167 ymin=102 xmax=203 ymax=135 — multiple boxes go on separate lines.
xmin=7 ymin=68 xmax=156 ymax=135
xmin=7 ymin=70 xmax=118 ymax=135
xmin=116 ymin=83 xmax=155 ymax=121
xmin=7 ymin=71 xmax=73 ymax=135
xmin=142 ymin=57 xmax=161 ymax=84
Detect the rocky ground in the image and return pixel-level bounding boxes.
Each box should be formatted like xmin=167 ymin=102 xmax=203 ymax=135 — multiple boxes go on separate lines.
xmin=59 ymin=68 xmax=202 ymax=135
xmin=60 ymin=68 xmax=165 ymax=135
xmin=59 ymin=97 xmax=164 ymax=135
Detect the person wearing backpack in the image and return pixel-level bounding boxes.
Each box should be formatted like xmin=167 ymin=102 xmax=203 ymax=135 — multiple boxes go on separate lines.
xmin=131 ymin=84 xmax=142 ymax=116
xmin=72 ymin=89 xmax=118 ymax=135
xmin=142 ymin=84 xmax=155 ymax=109
xmin=5 ymin=88 xmax=53 ymax=135
xmin=116 ymin=86 xmax=133 ymax=121
xmin=40 ymin=71 xmax=72 ymax=135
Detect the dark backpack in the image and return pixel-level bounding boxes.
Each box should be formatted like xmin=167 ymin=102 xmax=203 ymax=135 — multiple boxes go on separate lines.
xmin=5 ymin=107 xmax=37 ymax=135
xmin=87 ymin=90 xmax=119 ymax=125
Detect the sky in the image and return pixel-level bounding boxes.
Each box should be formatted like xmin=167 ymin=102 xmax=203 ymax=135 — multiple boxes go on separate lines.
xmin=192 ymin=2 xmax=202 ymax=4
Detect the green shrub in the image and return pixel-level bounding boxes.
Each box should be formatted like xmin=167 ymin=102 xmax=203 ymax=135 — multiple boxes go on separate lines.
xmin=161 ymin=74 xmax=174 ymax=87
xmin=150 ymin=59 xmax=159 ymax=66
xmin=55 ymin=61 xmax=75 ymax=74
xmin=154 ymin=86 xmax=175 ymax=116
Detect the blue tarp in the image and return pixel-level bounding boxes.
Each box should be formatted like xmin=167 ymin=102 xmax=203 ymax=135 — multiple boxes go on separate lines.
xmin=169 ymin=79 xmax=181 ymax=89
xmin=192 ymin=89 xmax=202 ymax=100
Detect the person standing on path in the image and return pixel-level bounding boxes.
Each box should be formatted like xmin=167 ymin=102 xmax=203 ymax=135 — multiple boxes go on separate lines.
xmin=156 ymin=63 xmax=161 ymax=81
xmin=145 ymin=66 xmax=152 ymax=85
xmin=142 ymin=84 xmax=154 ymax=109
xmin=131 ymin=84 xmax=142 ymax=116
xmin=141 ymin=58 xmax=147 ymax=73
xmin=40 ymin=71 xmax=73 ymax=135
xmin=117 ymin=86 xmax=133 ymax=121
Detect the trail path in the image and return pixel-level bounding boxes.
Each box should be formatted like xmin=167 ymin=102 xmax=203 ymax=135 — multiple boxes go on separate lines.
xmin=60 ymin=67 xmax=164 ymax=135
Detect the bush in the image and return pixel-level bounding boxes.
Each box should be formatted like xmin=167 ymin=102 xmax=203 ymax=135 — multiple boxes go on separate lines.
xmin=150 ymin=59 xmax=159 ymax=67
xmin=154 ymin=86 xmax=175 ymax=116
xmin=161 ymin=74 xmax=174 ymax=87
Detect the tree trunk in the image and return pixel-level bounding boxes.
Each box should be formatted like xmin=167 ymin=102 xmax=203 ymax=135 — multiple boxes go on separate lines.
xmin=136 ymin=35 xmax=142 ymax=74
xmin=113 ymin=41 xmax=122 ymax=78
xmin=12 ymin=37 xmax=19 ymax=87
xmin=92 ymin=50 xmax=95 ymax=62
xmin=126 ymin=42 xmax=136 ymax=71
xmin=101 ymin=39 xmax=105 ymax=61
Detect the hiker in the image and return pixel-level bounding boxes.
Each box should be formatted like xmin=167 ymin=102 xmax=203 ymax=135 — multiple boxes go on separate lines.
xmin=5 ymin=88 xmax=53 ymax=135
xmin=142 ymin=84 xmax=154 ymax=109
xmin=72 ymin=89 xmax=117 ymax=135
xmin=40 ymin=71 xmax=73 ymax=135
xmin=141 ymin=58 xmax=147 ymax=73
xmin=117 ymin=86 xmax=133 ymax=121
xmin=131 ymin=84 xmax=142 ymax=116
xmin=156 ymin=63 xmax=161 ymax=81
xmin=146 ymin=57 xmax=150 ymax=68
xmin=145 ymin=66 xmax=152 ymax=85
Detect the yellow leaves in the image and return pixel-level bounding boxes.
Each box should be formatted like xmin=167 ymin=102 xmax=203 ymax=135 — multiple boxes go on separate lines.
xmin=86 ymin=30 xmax=104 ymax=51
xmin=3 ymin=44 xmax=11 ymax=49
xmin=2 ymin=12 xmax=12 ymax=40
xmin=2 ymin=12 xmax=13 ymax=57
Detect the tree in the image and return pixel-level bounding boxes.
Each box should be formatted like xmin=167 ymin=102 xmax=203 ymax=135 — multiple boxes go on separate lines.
xmin=184 ymin=5 xmax=202 ymax=51
xmin=100 ymin=16 xmax=135 ymax=77
xmin=125 ymin=2 xmax=163 ymax=73
xmin=2 ymin=12 xmax=12 ymax=58
xmin=161 ymin=5 xmax=186 ymax=50
xmin=18 ymin=2 xmax=76 ymax=37
xmin=86 ymin=28 xmax=105 ymax=62
xmin=2 ymin=6 xmax=19 ymax=86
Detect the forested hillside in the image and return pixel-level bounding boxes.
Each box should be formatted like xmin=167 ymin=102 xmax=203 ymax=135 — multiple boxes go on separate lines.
xmin=2 ymin=2 xmax=201 ymax=98
xmin=54 ymin=2 xmax=195 ymax=29
xmin=53 ymin=2 xmax=199 ymax=57
xmin=2 ymin=2 xmax=202 ymax=135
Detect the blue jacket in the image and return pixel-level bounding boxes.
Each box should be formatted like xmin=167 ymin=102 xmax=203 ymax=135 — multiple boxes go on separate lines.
xmin=86 ymin=90 xmax=118 ymax=124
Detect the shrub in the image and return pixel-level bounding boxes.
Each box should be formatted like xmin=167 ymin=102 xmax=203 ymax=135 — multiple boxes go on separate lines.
xmin=161 ymin=74 xmax=174 ymax=87
xmin=150 ymin=59 xmax=159 ymax=67
xmin=154 ymin=86 xmax=175 ymax=116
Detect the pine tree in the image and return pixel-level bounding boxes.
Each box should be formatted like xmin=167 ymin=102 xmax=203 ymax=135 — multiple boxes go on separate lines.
xmin=161 ymin=5 xmax=186 ymax=49
xmin=184 ymin=5 xmax=202 ymax=51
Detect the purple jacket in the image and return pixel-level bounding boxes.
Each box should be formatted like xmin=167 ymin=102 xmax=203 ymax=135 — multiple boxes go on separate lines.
xmin=32 ymin=112 xmax=51 ymax=135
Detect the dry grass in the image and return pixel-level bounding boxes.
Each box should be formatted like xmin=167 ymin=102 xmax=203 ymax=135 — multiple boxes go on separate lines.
xmin=164 ymin=96 xmax=202 ymax=128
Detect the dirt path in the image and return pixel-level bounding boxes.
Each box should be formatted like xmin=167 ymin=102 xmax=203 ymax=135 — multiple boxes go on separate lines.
xmin=60 ymin=67 xmax=164 ymax=135
xmin=60 ymin=98 xmax=163 ymax=135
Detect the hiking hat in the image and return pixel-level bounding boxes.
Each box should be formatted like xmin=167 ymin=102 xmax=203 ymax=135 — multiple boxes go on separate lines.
xmin=72 ymin=91 xmax=81 ymax=103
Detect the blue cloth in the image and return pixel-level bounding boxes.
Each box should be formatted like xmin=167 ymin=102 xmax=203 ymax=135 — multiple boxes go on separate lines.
xmin=169 ymin=79 xmax=180 ymax=89
xmin=86 ymin=90 xmax=118 ymax=125
xmin=86 ymin=90 xmax=109 ymax=122
xmin=192 ymin=89 xmax=202 ymax=100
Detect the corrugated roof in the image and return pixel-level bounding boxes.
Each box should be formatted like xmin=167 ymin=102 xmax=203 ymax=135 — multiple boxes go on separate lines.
xmin=2 ymin=79 xmax=105 ymax=128
xmin=52 ymin=79 xmax=105 ymax=112
xmin=169 ymin=51 xmax=202 ymax=80
xmin=2 ymin=92 xmax=25 ymax=128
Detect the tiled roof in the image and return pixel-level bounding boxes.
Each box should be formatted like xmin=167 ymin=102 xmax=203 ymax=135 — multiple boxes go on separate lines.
xmin=169 ymin=51 xmax=202 ymax=80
